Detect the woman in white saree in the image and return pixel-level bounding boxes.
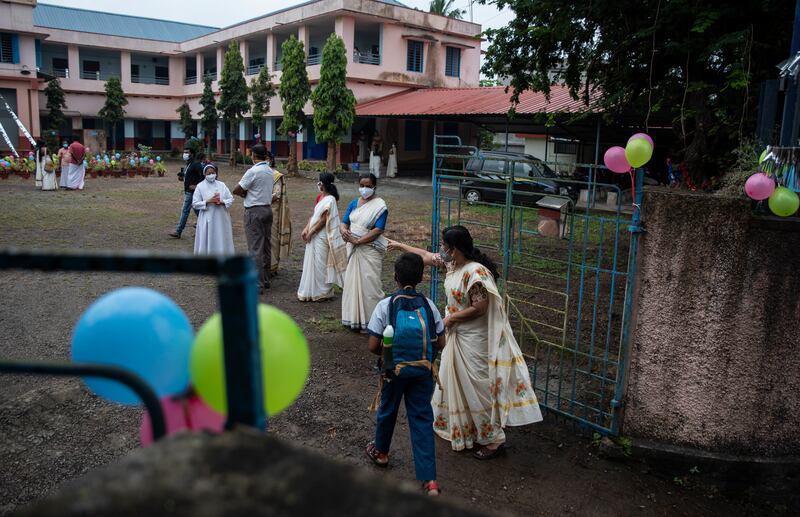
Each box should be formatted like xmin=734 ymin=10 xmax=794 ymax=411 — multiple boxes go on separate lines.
xmin=298 ymin=173 xmax=348 ymax=301
xmin=340 ymin=173 xmax=388 ymax=331
xmin=192 ymin=163 xmax=235 ymax=256
xmin=388 ymin=225 xmax=542 ymax=459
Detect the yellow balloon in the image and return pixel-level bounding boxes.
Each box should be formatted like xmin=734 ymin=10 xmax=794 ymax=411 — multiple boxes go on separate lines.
xmin=190 ymin=304 xmax=310 ymax=416
xmin=625 ymin=138 xmax=653 ymax=168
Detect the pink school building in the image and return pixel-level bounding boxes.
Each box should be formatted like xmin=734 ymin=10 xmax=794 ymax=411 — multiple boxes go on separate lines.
xmin=0 ymin=0 xmax=481 ymax=168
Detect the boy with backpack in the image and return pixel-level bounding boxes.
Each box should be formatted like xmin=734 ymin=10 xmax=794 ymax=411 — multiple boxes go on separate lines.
xmin=364 ymin=253 xmax=446 ymax=497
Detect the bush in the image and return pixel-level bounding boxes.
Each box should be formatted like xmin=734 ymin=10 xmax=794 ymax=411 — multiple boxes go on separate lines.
xmin=234 ymin=151 xmax=253 ymax=165
xmin=298 ymin=159 xmax=343 ymax=173
xmin=716 ymin=138 xmax=760 ymax=198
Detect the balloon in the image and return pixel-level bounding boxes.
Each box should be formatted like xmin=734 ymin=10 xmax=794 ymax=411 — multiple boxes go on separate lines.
xmin=83 ymin=160 xmax=88 ymax=167
xmin=71 ymin=287 xmax=194 ymax=404
xmin=156 ymin=156 xmax=161 ymax=162
xmin=149 ymin=159 xmax=154 ymax=165
xmin=111 ymin=160 xmax=116 ymax=166
xmin=625 ymin=138 xmax=653 ymax=168
xmin=130 ymin=159 xmax=136 ymax=166
xmin=96 ymin=155 xmax=101 ymax=160
xmin=768 ymin=187 xmax=800 ymax=217
xmin=191 ymin=304 xmax=309 ymax=417
xmin=140 ymin=394 xmax=224 ymax=447
xmin=115 ymin=153 xmax=121 ymax=159
xmin=744 ymin=173 xmax=775 ymax=201
xmin=603 ymin=146 xmax=630 ymax=174
xmin=628 ymin=133 xmax=654 ymax=149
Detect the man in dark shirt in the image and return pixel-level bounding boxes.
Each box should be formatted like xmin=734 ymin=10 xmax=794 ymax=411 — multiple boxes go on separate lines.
xmin=169 ymin=146 xmax=205 ymax=239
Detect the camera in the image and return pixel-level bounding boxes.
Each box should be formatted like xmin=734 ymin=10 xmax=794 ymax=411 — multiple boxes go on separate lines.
xmin=177 ymin=167 xmax=185 ymax=181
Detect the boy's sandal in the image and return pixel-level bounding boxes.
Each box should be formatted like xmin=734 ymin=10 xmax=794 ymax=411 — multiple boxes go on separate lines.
xmin=365 ymin=442 xmax=389 ymax=467
xmin=473 ymin=443 xmax=506 ymax=460
xmin=422 ymin=480 xmax=441 ymax=496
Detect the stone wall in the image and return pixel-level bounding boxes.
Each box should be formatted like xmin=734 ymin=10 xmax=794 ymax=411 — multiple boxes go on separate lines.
xmin=623 ymin=190 xmax=800 ymax=456
xmin=20 ymin=429 xmax=487 ymax=516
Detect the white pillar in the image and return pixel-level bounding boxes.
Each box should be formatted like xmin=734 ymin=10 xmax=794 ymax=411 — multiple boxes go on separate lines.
xmin=124 ymin=119 xmax=135 ymax=139
xmin=239 ymin=40 xmax=248 ymax=68
xmin=335 ymin=16 xmax=355 ymax=66
xmin=298 ymin=25 xmax=309 ymax=56
xmin=266 ymin=33 xmax=275 ymax=71
xmin=67 ymin=45 xmax=79 ymax=79
xmin=196 ymin=53 xmax=203 ymax=81
xmin=264 ymin=119 xmax=275 ymax=140
xmin=216 ymin=46 xmax=224 ymax=81
xmin=239 ymin=120 xmax=247 ymax=140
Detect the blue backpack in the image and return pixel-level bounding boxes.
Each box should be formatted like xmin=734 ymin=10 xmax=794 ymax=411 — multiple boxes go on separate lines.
xmin=384 ymin=289 xmax=438 ymax=378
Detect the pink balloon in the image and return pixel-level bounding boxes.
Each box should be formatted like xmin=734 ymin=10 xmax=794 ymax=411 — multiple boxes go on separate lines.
xmin=744 ymin=173 xmax=776 ymax=201
xmin=140 ymin=394 xmax=225 ymax=447
xmin=628 ymin=133 xmax=654 ymax=148
xmin=604 ymin=146 xmax=631 ymax=174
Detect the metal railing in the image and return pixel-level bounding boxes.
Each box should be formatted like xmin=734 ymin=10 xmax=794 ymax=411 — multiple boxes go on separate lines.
xmin=353 ymin=50 xmax=380 ymax=65
xmin=46 ymin=68 xmax=69 ymax=78
xmin=273 ymin=60 xmax=282 ymax=72
xmin=307 ymin=53 xmax=322 ymax=66
xmin=81 ymin=70 xmax=115 ymax=81
xmin=132 ymin=75 xmax=169 ymax=85
xmin=184 ymin=75 xmax=197 ymax=85
xmin=202 ymin=72 xmax=217 ymax=81
xmin=246 ymin=64 xmax=264 ymax=75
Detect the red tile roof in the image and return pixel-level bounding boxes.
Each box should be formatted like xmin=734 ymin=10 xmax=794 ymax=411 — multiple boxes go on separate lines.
xmin=355 ymin=85 xmax=600 ymax=117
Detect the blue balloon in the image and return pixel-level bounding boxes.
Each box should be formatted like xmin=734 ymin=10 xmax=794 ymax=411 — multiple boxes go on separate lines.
xmin=115 ymin=153 xmax=121 ymax=159
xmin=129 ymin=159 xmax=136 ymax=166
xmin=156 ymin=156 xmax=161 ymax=162
xmin=71 ymin=287 xmax=194 ymax=405
xmin=96 ymin=155 xmax=101 ymax=160
xmin=83 ymin=160 xmax=88 ymax=167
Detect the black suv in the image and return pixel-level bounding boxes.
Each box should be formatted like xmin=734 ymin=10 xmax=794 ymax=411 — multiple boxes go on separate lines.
xmin=458 ymin=151 xmax=579 ymax=206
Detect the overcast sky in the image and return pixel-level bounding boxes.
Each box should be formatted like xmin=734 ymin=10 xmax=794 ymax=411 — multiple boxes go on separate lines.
xmin=51 ymin=0 xmax=513 ymax=56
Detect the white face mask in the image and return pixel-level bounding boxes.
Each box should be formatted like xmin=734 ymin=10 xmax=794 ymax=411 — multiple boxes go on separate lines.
xmin=359 ymin=186 xmax=375 ymax=199
xmin=182 ymin=152 xmax=190 ymax=161
xmin=205 ymin=174 xmax=216 ymax=183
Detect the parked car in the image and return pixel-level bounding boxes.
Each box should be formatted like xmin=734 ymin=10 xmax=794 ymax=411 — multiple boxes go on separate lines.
xmin=459 ymin=151 xmax=580 ymax=206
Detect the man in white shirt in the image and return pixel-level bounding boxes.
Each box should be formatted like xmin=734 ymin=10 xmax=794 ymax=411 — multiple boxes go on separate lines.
xmin=233 ymin=144 xmax=275 ymax=292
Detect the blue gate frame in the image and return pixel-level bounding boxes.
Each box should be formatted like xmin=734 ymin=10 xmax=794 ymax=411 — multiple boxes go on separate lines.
xmin=430 ymin=135 xmax=643 ymax=435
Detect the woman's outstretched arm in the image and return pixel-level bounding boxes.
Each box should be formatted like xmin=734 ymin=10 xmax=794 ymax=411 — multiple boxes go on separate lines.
xmin=386 ymin=238 xmax=438 ymax=267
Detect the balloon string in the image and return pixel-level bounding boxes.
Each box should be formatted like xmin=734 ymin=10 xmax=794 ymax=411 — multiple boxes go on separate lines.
xmin=182 ymin=397 xmax=194 ymax=431
xmin=629 ymin=169 xmax=640 ymax=211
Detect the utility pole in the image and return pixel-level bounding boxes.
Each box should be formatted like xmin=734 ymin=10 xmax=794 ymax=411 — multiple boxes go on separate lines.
xmin=780 ymin=0 xmax=800 ymax=145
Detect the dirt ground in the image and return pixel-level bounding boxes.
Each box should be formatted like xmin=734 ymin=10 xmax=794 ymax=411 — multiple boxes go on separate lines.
xmin=0 ymin=165 xmax=768 ymax=516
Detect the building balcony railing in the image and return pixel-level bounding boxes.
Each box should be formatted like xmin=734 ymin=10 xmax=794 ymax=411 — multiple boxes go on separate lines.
xmin=132 ymin=75 xmax=170 ymax=85
xmin=81 ymin=70 xmax=116 ymax=81
xmin=307 ymin=53 xmax=321 ymax=66
xmin=45 ymin=68 xmax=69 ymax=78
xmin=202 ymin=72 xmax=217 ymax=81
xmin=353 ymin=50 xmax=380 ymax=65
xmin=273 ymin=60 xmax=282 ymax=72
xmin=246 ymin=64 xmax=265 ymax=76
xmin=184 ymin=75 xmax=197 ymax=85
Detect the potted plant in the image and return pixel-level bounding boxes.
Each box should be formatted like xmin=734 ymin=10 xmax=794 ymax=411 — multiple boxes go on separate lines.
xmin=153 ymin=161 xmax=166 ymax=177
xmin=0 ymin=158 xmax=10 ymax=179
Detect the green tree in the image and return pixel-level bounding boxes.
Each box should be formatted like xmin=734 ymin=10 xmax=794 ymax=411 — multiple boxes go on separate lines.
xmin=97 ymin=76 xmax=128 ymax=150
xmin=312 ymin=35 xmax=356 ymax=172
xmin=250 ymin=65 xmax=276 ymax=141
xmin=176 ymin=101 xmax=194 ymax=139
xmin=198 ymin=76 xmax=219 ymax=156
xmin=43 ymin=78 xmax=66 ymax=150
xmin=479 ymin=0 xmax=794 ymax=180
xmin=278 ymin=36 xmax=311 ymax=175
xmin=218 ymin=41 xmax=250 ymax=167
xmin=429 ymin=0 xmax=465 ymax=19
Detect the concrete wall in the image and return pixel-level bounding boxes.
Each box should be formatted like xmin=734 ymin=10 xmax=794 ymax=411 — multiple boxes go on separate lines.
xmin=623 ymin=190 xmax=800 ymax=456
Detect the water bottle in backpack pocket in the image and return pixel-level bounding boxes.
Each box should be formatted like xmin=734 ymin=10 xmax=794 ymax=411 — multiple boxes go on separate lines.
xmin=384 ymin=291 xmax=437 ymax=378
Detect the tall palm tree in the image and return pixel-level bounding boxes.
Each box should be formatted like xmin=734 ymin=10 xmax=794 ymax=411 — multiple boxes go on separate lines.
xmin=429 ymin=0 xmax=466 ymax=19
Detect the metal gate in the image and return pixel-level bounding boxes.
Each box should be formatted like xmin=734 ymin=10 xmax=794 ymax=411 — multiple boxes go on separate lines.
xmin=430 ymin=135 xmax=644 ymax=435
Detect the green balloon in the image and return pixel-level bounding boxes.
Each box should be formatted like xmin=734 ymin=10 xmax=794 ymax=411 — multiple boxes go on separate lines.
xmin=767 ymin=187 xmax=800 ymax=217
xmin=190 ymin=304 xmax=310 ymax=416
xmin=625 ymin=138 xmax=653 ymax=168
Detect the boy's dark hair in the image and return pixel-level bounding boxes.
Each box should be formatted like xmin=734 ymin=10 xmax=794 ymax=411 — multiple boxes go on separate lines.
xmin=394 ymin=253 xmax=424 ymax=287
xmin=252 ymin=144 xmax=267 ymax=160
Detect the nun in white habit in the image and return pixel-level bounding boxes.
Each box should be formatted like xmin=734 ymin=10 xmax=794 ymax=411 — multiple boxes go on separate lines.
xmin=192 ymin=163 xmax=235 ymax=256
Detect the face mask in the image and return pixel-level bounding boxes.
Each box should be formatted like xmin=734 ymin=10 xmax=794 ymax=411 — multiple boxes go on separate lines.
xmin=63 ymin=144 xmax=68 ymax=148
xmin=205 ymin=174 xmax=216 ymax=183
xmin=317 ymin=182 xmax=324 ymax=192
xmin=183 ymin=152 xmax=190 ymax=161
xmin=359 ymin=187 xmax=375 ymax=199
xmin=439 ymin=247 xmax=454 ymax=263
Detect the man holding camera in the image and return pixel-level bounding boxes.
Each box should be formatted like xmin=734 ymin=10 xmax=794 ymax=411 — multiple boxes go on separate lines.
xmin=169 ymin=145 xmax=205 ymax=239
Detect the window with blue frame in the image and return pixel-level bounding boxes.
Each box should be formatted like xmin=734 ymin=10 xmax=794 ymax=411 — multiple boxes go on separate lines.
xmin=0 ymin=33 xmax=19 ymax=64
xmin=404 ymin=120 xmax=422 ymax=151
xmin=406 ymin=40 xmax=424 ymax=73
xmin=445 ymin=47 xmax=461 ymax=78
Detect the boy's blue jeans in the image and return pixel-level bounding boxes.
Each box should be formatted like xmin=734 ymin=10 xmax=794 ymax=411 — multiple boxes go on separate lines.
xmin=175 ymin=191 xmax=199 ymax=235
xmin=375 ymin=373 xmax=436 ymax=481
